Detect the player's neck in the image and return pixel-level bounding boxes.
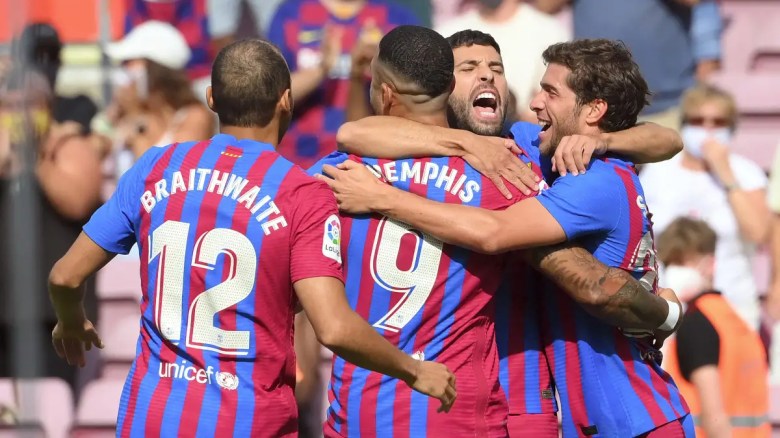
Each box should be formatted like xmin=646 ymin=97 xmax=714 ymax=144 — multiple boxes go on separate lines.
xmin=479 ymin=1 xmax=519 ymax=23
xmin=219 ymin=124 xmax=282 ymax=148
xmin=395 ymin=111 xmax=449 ymax=128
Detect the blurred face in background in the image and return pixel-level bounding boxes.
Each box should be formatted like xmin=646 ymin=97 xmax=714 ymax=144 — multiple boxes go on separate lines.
xmin=680 ymin=96 xmax=736 ymax=159
xmin=447 ymin=44 xmax=508 ymax=136
xmin=111 ymin=58 xmax=149 ymax=110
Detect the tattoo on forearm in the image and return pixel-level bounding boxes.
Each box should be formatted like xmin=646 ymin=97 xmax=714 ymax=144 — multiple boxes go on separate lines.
xmin=527 ymin=245 xmax=658 ymax=328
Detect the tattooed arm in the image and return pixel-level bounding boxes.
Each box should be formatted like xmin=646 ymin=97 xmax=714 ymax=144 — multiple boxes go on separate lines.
xmin=527 ymin=244 xmax=674 ymax=330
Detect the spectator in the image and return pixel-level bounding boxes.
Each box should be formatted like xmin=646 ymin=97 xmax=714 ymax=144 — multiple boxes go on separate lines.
xmin=208 ymin=0 xmax=285 ymax=46
xmin=535 ymin=0 xmax=723 ymax=130
xmin=431 ymin=0 xmax=472 ymax=28
xmin=105 ymin=21 xmax=214 ymax=159
xmin=124 ymin=0 xmax=211 ymax=97
xmin=0 ymin=68 xmax=102 ymax=395
xmin=436 ymin=0 xmax=570 ymax=122
xmin=15 ymin=23 xmax=109 ymax=159
xmin=659 ymin=218 xmax=769 ymax=438
xmin=640 ymin=84 xmax=771 ymax=330
xmin=267 ymin=0 xmax=419 ymax=169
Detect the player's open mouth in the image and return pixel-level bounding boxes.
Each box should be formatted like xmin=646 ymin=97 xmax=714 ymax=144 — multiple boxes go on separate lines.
xmin=538 ymin=119 xmax=551 ymax=132
xmin=472 ymin=90 xmax=499 ymax=119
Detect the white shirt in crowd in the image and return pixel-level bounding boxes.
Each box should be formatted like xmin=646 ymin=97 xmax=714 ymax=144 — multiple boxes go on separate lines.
xmin=436 ymin=4 xmax=570 ymax=115
xmin=640 ymin=154 xmax=768 ymax=328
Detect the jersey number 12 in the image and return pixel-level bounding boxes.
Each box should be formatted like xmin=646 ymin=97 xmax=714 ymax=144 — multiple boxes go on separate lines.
xmin=149 ymin=220 xmax=256 ymax=356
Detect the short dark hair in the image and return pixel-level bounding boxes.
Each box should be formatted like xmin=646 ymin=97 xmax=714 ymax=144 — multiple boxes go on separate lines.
xmin=377 ymin=25 xmax=454 ymax=97
xmin=16 ymin=23 xmax=62 ymax=66
xmin=446 ymin=30 xmax=501 ymax=55
xmin=542 ymin=39 xmax=650 ymax=132
xmin=211 ymin=39 xmax=290 ymax=127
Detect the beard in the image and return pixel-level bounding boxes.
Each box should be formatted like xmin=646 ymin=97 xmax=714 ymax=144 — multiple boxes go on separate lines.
xmin=447 ymin=95 xmax=506 ymax=137
xmin=542 ymin=112 xmax=580 ymax=156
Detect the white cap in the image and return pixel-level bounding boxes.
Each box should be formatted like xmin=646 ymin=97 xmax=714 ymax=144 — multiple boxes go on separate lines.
xmin=105 ymin=21 xmax=192 ymax=70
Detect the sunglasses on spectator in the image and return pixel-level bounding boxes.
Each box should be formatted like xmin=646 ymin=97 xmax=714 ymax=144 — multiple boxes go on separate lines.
xmin=683 ymin=116 xmax=731 ymax=128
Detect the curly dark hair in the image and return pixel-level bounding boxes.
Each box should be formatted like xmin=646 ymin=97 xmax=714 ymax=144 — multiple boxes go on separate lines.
xmin=377 ymin=25 xmax=454 ymax=98
xmin=542 ymin=39 xmax=650 ymax=132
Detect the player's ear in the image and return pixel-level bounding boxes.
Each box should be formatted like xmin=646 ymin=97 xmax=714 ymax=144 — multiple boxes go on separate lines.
xmin=584 ymin=98 xmax=608 ymax=126
xmin=381 ymin=82 xmax=394 ymax=114
xmin=279 ymin=89 xmax=293 ymax=115
xmin=206 ymin=86 xmax=215 ymax=112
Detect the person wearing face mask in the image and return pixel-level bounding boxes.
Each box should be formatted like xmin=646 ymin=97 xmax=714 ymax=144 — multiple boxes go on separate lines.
xmin=105 ymin=21 xmax=215 ymax=160
xmin=436 ymin=0 xmax=570 ymax=123
xmin=640 ymin=84 xmax=771 ymax=331
xmin=659 ymin=217 xmax=769 ymax=438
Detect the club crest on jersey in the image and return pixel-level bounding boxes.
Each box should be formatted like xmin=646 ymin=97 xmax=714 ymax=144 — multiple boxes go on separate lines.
xmin=216 ymin=371 xmax=239 ymax=390
xmin=323 ymin=215 xmax=342 ymax=263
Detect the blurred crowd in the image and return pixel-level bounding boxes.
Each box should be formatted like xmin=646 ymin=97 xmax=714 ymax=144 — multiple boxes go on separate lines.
xmin=0 ymin=0 xmax=778 ymax=436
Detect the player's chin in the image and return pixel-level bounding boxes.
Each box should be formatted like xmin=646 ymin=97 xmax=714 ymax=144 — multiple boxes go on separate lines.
xmin=470 ymin=119 xmax=504 ymax=137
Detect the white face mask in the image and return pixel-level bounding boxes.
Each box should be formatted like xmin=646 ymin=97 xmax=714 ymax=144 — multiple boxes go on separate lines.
xmin=663 ymin=265 xmax=706 ymax=305
xmin=110 ymin=66 xmax=149 ymax=100
xmin=680 ymin=125 xmax=732 ymax=159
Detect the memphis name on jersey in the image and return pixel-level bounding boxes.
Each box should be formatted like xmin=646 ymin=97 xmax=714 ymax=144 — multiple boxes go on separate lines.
xmin=364 ymin=160 xmax=481 ymax=202
xmin=139 ymin=168 xmax=288 ymax=236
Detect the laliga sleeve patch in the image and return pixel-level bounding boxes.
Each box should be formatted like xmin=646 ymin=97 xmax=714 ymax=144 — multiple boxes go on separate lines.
xmin=322 ymin=214 xmax=342 ymax=264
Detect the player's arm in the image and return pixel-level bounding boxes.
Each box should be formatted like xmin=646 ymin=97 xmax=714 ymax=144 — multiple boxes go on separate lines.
xmin=49 ymin=147 xmax=154 ymax=367
xmin=290 ymin=181 xmax=455 ymax=411
xmin=552 ymin=122 xmax=683 ymax=176
xmin=337 ymin=116 xmax=539 ymax=197
xmin=49 ymin=233 xmax=112 ymax=366
xmin=320 ymin=160 xmax=566 ymax=254
xmin=526 ymin=244 xmax=680 ymax=331
xmin=294 ymin=277 xmax=456 ymax=412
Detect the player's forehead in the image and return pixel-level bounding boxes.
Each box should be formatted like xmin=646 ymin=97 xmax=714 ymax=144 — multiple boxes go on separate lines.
xmin=453 ymin=44 xmax=502 ymax=66
xmin=540 ymin=63 xmax=575 ymax=96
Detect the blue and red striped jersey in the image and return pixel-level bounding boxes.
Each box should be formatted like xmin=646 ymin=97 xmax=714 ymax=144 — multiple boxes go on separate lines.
xmin=124 ymin=0 xmax=211 ymax=79
xmin=509 ymin=121 xmax=689 ymax=437
xmin=493 ymin=130 xmax=557 ymax=420
xmin=309 ymin=151 xmax=542 ymax=437
xmin=267 ymin=0 xmax=418 ymax=169
xmin=83 ymin=134 xmax=343 ymax=437
xmin=495 ymin=253 xmax=557 ymax=418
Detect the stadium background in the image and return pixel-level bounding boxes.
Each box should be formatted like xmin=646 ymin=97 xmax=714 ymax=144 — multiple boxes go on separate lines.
xmin=0 ymin=0 xmax=779 ymax=436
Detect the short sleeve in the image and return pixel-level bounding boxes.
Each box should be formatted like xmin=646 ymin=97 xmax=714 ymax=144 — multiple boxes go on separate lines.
xmin=290 ymin=181 xmax=345 ymax=283
xmin=306 ymin=151 xmax=350 ymax=176
xmin=535 ymin=166 xmax=622 ymax=240
xmin=676 ymin=309 xmax=720 ymax=381
xmin=731 ymin=154 xmax=768 ymax=192
xmin=82 ymin=150 xmax=158 ymax=254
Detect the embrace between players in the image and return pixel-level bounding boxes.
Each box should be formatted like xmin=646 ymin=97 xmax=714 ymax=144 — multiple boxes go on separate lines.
xmin=48 ymin=25 xmax=691 ymax=437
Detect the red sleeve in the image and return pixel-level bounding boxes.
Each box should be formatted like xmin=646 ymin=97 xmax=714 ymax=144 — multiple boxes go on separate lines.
xmin=289 ymin=180 xmax=345 ymax=284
